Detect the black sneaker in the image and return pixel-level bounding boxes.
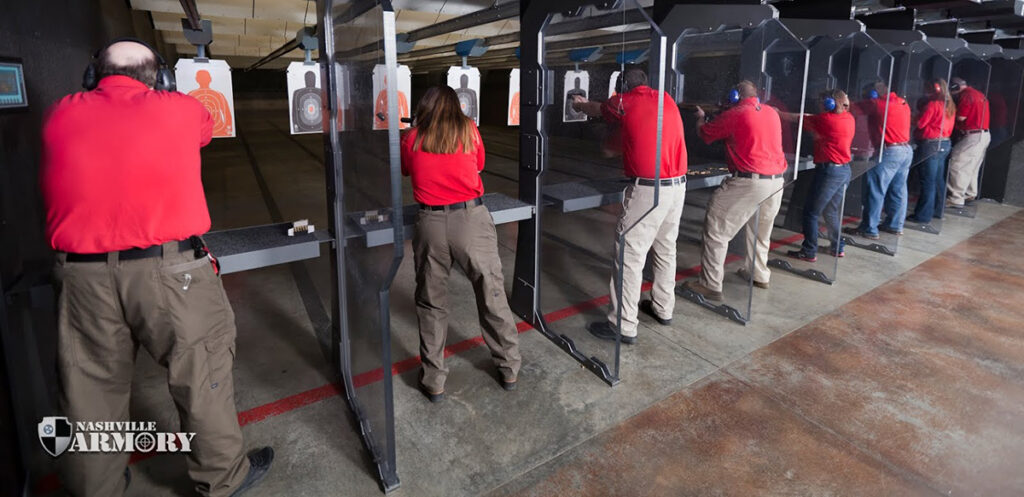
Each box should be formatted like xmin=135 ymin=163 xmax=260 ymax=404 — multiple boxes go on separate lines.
xmin=586 ymin=321 xmax=636 ymax=344
xmin=786 ymin=250 xmax=817 ymax=263
xmin=639 ymin=299 xmax=671 ymax=326
xmin=230 ymin=447 xmax=274 ymax=497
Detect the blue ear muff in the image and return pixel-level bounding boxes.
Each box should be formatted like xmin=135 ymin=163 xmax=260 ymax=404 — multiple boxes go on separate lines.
xmin=868 ymin=89 xmax=879 ymax=99
xmin=727 ymin=88 xmax=741 ymax=104
xmin=823 ymin=96 xmax=837 ymax=112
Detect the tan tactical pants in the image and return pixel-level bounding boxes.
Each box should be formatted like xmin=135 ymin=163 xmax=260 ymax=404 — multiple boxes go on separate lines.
xmin=607 ymin=182 xmax=687 ymax=336
xmin=413 ymin=204 xmax=522 ymax=393
xmin=700 ymin=176 xmax=785 ymax=292
xmin=54 ymin=242 xmax=249 ymax=497
xmin=946 ymin=131 xmax=991 ymax=205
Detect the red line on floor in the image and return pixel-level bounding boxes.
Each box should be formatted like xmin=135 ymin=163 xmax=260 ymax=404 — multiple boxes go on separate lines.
xmin=33 ymin=227 xmax=824 ymax=494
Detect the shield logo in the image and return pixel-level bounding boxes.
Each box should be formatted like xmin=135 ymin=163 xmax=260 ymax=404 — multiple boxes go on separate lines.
xmin=38 ymin=417 xmax=73 ymax=457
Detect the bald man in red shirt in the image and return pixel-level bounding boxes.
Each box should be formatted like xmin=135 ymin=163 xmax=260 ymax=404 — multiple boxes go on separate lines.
xmin=40 ymin=39 xmax=271 ymax=497
xmin=682 ymin=81 xmax=787 ymax=301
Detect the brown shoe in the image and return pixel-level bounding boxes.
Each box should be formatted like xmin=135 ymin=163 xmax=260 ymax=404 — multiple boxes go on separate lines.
xmin=737 ymin=268 xmax=769 ymax=289
xmin=680 ymin=280 xmax=723 ymax=302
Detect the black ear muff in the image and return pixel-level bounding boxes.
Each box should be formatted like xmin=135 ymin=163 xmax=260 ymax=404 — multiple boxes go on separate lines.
xmin=82 ymin=62 xmax=99 ymax=90
xmin=155 ymin=67 xmax=175 ymax=91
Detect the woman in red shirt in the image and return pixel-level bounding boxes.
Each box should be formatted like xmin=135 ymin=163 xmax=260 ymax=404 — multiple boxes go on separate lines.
xmin=908 ymin=78 xmax=955 ymax=223
xmin=401 ymin=86 xmax=521 ymax=402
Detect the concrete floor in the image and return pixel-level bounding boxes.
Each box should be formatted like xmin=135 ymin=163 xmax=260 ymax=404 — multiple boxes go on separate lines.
xmin=37 ymin=108 xmax=1023 ymax=496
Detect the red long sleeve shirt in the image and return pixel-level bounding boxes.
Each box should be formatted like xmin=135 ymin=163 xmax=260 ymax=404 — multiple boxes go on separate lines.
xmin=803 ymin=112 xmax=855 ymax=164
xmin=955 ymin=87 xmax=990 ymax=131
xmin=600 ymin=86 xmax=687 ymax=178
xmin=916 ymin=100 xmax=955 ymax=140
xmin=40 ymin=76 xmax=214 ymax=253
xmin=699 ymin=97 xmax=787 ymax=175
xmin=401 ymin=125 xmax=486 ymax=206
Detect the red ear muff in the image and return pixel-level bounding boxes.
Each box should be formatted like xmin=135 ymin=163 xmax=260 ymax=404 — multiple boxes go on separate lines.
xmin=933 ymin=82 xmax=941 ymax=94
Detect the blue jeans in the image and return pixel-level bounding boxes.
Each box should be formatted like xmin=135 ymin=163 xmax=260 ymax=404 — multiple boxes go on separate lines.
xmin=859 ymin=144 xmax=912 ymax=236
xmin=801 ymin=163 xmax=851 ymax=256
xmin=909 ymin=139 xmax=951 ymax=222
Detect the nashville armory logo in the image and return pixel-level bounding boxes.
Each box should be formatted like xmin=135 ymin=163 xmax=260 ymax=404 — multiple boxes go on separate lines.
xmin=38 ymin=417 xmax=196 ymax=457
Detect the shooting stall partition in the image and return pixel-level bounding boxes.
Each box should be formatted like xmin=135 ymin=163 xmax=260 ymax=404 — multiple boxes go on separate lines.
xmin=511 ymin=0 xmax=668 ymax=386
xmin=925 ymin=36 xmax=991 ymax=219
xmin=860 ymin=29 xmax=951 ymax=239
xmin=661 ymin=4 xmax=807 ymax=324
xmin=768 ymin=20 xmax=894 ymax=283
xmin=980 ymin=49 xmax=1024 ymax=204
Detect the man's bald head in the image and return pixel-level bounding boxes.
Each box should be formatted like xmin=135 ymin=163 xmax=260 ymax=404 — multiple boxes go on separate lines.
xmin=736 ymin=80 xmax=758 ymax=99
xmin=96 ymin=40 xmax=159 ymax=88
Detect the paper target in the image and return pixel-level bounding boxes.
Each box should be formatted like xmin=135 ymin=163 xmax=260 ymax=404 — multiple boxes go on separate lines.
xmin=447 ymin=66 xmax=481 ymax=125
xmin=563 ymin=70 xmax=590 ymax=123
xmin=372 ymin=64 xmax=412 ymax=130
xmin=508 ymin=68 xmax=520 ymax=126
xmin=175 ymin=59 xmax=235 ymax=138
xmin=287 ymin=62 xmax=323 ymax=134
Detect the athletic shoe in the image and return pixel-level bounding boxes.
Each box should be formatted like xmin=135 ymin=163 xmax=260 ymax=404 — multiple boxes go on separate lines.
xmin=786 ymin=250 xmax=817 ymax=263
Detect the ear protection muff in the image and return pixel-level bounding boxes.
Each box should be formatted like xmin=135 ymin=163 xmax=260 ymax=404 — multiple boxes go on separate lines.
xmin=822 ymin=95 xmax=837 ymax=112
xmin=727 ymin=88 xmax=741 ymax=105
xmin=868 ymin=89 xmax=880 ymax=99
xmin=83 ymin=37 xmax=176 ymax=91
xmin=932 ymin=82 xmax=941 ymax=94
xmin=949 ymin=81 xmax=961 ymax=92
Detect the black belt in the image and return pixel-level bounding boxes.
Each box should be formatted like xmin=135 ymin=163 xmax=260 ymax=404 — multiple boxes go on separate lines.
xmin=733 ymin=172 xmax=784 ymax=179
xmin=633 ymin=176 xmax=686 ymax=186
xmin=965 ymin=129 xmax=989 ymax=135
xmin=887 ymin=141 xmax=911 ymax=147
xmin=419 ymin=197 xmax=483 ymax=211
xmin=816 ymin=162 xmax=850 ymax=167
xmin=65 ymin=237 xmax=200 ymax=263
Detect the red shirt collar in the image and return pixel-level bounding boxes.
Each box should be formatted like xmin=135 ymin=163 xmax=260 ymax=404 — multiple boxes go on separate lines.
xmin=96 ymin=75 xmax=149 ymax=90
xmin=737 ymin=97 xmax=760 ymax=107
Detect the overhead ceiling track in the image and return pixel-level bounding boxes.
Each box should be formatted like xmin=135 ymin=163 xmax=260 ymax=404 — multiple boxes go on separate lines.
xmin=178 ymin=0 xmax=201 ymax=31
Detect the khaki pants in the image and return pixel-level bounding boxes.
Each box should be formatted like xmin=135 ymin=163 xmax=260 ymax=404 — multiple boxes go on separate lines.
xmin=413 ymin=204 xmax=521 ymax=393
xmin=947 ymin=131 xmax=991 ymax=204
xmin=700 ymin=176 xmax=785 ymax=292
xmin=607 ymin=182 xmax=687 ymax=337
xmin=54 ymin=243 xmax=249 ymax=497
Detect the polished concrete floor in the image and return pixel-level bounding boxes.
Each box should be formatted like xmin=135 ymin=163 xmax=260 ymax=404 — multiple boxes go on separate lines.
xmin=36 ymin=108 xmax=1024 ymax=496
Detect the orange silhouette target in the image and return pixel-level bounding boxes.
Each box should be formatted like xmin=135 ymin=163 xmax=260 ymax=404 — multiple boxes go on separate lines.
xmin=509 ymin=91 xmax=520 ymax=125
xmin=188 ymin=69 xmax=233 ymax=137
xmin=374 ymin=77 xmax=410 ymax=130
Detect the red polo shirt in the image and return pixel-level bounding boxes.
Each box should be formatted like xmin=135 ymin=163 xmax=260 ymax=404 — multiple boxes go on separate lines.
xmin=916 ymin=100 xmax=955 ymax=140
xmin=869 ymin=92 xmax=911 ymax=145
xmin=401 ymin=125 xmax=485 ymax=206
xmin=699 ymin=97 xmax=786 ymax=175
xmin=601 ymin=86 xmax=687 ymax=178
xmin=803 ymin=111 xmax=855 ymax=164
xmin=955 ymin=86 xmax=990 ymax=131
xmin=41 ymin=76 xmax=214 ymax=253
